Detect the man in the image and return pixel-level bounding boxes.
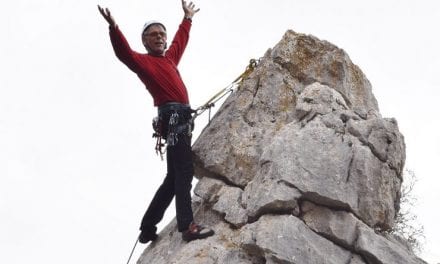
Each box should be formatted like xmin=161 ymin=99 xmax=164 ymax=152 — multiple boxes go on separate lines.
xmin=98 ymin=1 xmax=214 ymax=243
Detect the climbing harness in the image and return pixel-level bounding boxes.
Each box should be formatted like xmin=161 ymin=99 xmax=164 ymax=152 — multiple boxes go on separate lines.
xmin=152 ymin=59 xmax=259 ymax=158
xmin=152 ymin=103 xmax=194 ymax=160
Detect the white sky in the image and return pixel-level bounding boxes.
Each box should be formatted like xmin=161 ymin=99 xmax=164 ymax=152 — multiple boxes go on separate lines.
xmin=1 ymin=0 xmax=439 ymax=263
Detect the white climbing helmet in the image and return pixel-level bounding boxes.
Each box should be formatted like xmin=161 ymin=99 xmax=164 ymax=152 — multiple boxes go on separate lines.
xmin=141 ymin=20 xmax=166 ymax=36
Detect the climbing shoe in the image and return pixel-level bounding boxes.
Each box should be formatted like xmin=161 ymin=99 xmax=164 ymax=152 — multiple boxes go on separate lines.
xmin=182 ymin=222 xmax=215 ymax=242
xmin=138 ymin=229 xmax=158 ymax=244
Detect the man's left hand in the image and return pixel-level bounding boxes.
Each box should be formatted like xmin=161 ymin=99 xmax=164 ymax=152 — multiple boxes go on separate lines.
xmin=182 ymin=0 xmax=200 ymax=19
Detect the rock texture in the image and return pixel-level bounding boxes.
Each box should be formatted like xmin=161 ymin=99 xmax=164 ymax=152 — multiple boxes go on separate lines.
xmin=138 ymin=30 xmax=425 ymax=264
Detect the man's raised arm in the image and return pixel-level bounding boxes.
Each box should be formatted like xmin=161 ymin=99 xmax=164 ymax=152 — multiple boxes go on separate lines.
xmin=97 ymin=5 xmax=141 ymax=73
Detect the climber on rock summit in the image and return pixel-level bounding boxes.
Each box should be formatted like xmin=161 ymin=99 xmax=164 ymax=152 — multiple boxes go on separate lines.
xmin=98 ymin=0 xmax=214 ymax=243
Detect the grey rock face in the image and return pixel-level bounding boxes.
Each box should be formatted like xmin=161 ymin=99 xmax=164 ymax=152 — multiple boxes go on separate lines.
xmin=138 ymin=30 xmax=423 ymax=264
xmin=240 ymin=214 xmax=359 ymax=264
xmin=259 ymin=111 xmax=402 ymax=229
xmin=302 ymin=202 xmax=426 ymax=264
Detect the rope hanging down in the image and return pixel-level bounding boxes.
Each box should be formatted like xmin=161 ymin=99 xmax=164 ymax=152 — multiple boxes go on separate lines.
xmin=125 ymin=234 xmax=139 ymax=264
xmin=191 ymin=58 xmax=259 ymax=123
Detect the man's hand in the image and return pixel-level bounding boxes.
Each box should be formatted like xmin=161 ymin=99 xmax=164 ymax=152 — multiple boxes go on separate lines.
xmin=181 ymin=0 xmax=200 ymax=20
xmin=98 ymin=5 xmax=117 ymax=28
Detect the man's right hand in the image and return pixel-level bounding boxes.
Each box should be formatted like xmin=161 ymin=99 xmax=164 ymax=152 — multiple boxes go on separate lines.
xmin=98 ymin=5 xmax=117 ymax=28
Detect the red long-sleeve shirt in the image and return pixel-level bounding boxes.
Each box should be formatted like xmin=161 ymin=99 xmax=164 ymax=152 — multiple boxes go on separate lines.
xmin=109 ymin=19 xmax=191 ymax=106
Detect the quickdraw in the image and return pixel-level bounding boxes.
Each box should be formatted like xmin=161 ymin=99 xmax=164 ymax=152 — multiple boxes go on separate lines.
xmin=152 ymin=116 xmax=166 ymax=160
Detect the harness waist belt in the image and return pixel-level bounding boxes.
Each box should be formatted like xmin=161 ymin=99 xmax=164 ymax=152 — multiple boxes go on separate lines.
xmin=158 ymin=102 xmax=191 ymax=115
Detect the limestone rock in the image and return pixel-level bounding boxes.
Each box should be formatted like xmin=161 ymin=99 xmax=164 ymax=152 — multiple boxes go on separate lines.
xmin=137 ymin=218 xmax=257 ymax=264
xmin=270 ymin=31 xmax=380 ymax=117
xmin=356 ymin=224 xmax=426 ymax=264
xmin=259 ymin=112 xmax=401 ymax=229
xmin=212 ymin=185 xmax=248 ymax=227
xmin=240 ymin=215 xmax=355 ymax=264
xmin=193 ymin=31 xmax=380 ymax=189
xmin=347 ymin=117 xmax=406 ymax=175
xmin=301 ymin=202 xmax=426 ymax=264
xmin=301 ymin=201 xmax=359 ymax=248
xmin=242 ymin=174 xmax=302 ymax=221
xmin=138 ymin=29 xmax=423 ymax=264
xmin=194 ymin=177 xmax=248 ymax=227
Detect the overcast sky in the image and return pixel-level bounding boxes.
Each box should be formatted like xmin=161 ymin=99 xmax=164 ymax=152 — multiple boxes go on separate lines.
xmin=1 ymin=0 xmax=439 ymax=263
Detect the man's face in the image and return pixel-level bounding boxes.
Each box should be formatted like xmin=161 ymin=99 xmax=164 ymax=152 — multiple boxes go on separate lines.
xmin=142 ymin=24 xmax=167 ymax=56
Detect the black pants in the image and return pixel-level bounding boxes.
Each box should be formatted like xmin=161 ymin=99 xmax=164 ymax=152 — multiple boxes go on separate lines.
xmin=140 ymin=109 xmax=194 ymax=233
